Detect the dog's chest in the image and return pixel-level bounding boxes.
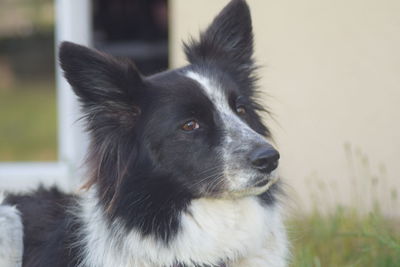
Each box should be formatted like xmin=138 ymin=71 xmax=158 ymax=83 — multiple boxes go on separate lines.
xmin=80 ymin=195 xmax=285 ymax=267
xmin=160 ymin=197 xmax=280 ymax=266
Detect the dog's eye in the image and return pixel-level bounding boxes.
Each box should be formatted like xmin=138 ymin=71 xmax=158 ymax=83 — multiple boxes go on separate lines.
xmin=236 ymin=105 xmax=247 ymax=116
xmin=235 ymin=96 xmax=247 ymax=116
xmin=181 ymin=120 xmax=200 ymax=131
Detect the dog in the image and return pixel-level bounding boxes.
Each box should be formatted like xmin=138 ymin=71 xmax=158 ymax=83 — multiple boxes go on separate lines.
xmin=0 ymin=0 xmax=289 ymax=266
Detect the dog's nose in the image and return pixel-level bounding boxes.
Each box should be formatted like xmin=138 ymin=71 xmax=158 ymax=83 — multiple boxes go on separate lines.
xmin=249 ymin=146 xmax=280 ymax=173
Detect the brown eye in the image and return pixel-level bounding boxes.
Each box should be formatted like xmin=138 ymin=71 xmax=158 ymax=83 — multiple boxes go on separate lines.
xmin=181 ymin=120 xmax=200 ymax=131
xmin=236 ymin=105 xmax=247 ymax=115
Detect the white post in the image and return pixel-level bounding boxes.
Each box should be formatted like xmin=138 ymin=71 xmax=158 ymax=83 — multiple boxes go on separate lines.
xmin=55 ymin=0 xmax=92 ymax=190
xmin=0 ymin=0 xmax=92 ymax=193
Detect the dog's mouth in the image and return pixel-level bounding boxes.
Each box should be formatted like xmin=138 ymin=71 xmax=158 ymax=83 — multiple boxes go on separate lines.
xmin=254 ymin=176 xmax=270 ymax=187
xmin=220 ymin=175 xmax=279 ymax=199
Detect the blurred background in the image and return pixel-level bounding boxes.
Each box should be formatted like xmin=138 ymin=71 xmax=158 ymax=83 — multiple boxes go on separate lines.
xmin=0 ymin=0 xmax=399 ymax=266
xmin=0 ymin=0 xmax=56 ymax=161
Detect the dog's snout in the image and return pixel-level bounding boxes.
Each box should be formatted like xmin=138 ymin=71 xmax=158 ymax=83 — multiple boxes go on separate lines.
xmin=249 ymin=146 xmax=280 ymax=173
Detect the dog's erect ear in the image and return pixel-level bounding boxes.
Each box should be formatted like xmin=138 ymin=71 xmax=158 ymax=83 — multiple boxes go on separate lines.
xmin=59 ymin=42 xmax=143 ymax=128
xmin=184 ymin=0 xmax=254 ymax=67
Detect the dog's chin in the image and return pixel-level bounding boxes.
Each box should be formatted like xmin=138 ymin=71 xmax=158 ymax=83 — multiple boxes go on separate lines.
xmin=219 ymin=175 xmax=280 ymax=199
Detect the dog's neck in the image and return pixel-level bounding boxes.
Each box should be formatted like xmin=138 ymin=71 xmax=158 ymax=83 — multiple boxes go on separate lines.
xmin=75 ymin=188 xmax=285 ymax=267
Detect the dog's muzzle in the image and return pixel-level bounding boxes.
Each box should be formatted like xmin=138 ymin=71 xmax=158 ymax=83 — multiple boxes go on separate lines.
xmin=221 ymin=144 xmax=280 ymax=199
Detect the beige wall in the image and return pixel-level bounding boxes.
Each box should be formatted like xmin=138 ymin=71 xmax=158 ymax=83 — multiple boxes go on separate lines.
xmin=170 ymin=0 xmax=400 ymax=216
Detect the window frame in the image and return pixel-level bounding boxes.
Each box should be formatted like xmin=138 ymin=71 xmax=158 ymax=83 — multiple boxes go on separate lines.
xmin=0 ymin=0 xmax=92 ymax=192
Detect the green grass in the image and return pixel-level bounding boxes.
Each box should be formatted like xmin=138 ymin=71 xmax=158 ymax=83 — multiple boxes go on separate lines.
xmin=0 ymin=81 xmax=57 ymax=161
xmin=289 ymin=208 xmax=400 ymax=267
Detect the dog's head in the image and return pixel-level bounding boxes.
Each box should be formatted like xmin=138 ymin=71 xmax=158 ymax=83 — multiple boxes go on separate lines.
xmin=60 ymin=0 xmax=279 ymax=216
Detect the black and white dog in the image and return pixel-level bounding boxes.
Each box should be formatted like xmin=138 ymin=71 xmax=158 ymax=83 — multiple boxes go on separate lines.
xmin=0 ymin=0 xmax=288 ymax=266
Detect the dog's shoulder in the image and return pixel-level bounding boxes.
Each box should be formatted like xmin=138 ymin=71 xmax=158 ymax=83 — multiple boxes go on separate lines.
xmin=4 ymin=187 xmax=82 ymax=267
xmin=4 ymin=186 xmax=76 ymax=233
xmin=5 ymin=186 xmax=73 ymax=208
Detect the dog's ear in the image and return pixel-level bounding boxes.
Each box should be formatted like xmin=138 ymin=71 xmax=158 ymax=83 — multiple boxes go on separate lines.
xmin=59 ymin=42 xmax=143 ymax=129
xmin=184 ymin=0 xmax=254 ymax=68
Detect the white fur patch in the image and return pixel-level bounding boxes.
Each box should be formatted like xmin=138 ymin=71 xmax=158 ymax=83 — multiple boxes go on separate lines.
xmin=0 ymin=200 xmax=24 ymax=267
xmin=76 ymin=189 xmax=288 ymax=267
xmin=185 ymin=71 xmax=278 ymax=194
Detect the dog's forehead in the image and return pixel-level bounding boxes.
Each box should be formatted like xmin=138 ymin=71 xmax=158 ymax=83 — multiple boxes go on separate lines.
xmin=146 ymin=68 xmax=235 ymax=107
xmin=185 ymin=71 xmax=229 ymax=109
xmin=147 ymin=69 xmax=204 ymax=96
xmin=183 ymin=69 xmax=245 ymax=122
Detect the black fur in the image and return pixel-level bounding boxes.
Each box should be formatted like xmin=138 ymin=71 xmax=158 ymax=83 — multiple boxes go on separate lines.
xmin=5 ymin=187 xmax=82 ymax=267
xmin=4 ymin=1 xmax=279 ymax=266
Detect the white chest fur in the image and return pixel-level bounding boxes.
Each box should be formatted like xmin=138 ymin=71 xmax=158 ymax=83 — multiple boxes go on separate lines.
xmin=78 ymin=192 xmax=288 ymax=267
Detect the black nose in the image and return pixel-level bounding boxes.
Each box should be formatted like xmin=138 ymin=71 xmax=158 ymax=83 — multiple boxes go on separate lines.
xmin=249 ymin=146 xmax=280 ymax=173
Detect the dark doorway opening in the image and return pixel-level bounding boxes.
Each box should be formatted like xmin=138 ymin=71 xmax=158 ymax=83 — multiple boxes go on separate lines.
xmin=92 ymin=0 xmax=168 ymax=75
